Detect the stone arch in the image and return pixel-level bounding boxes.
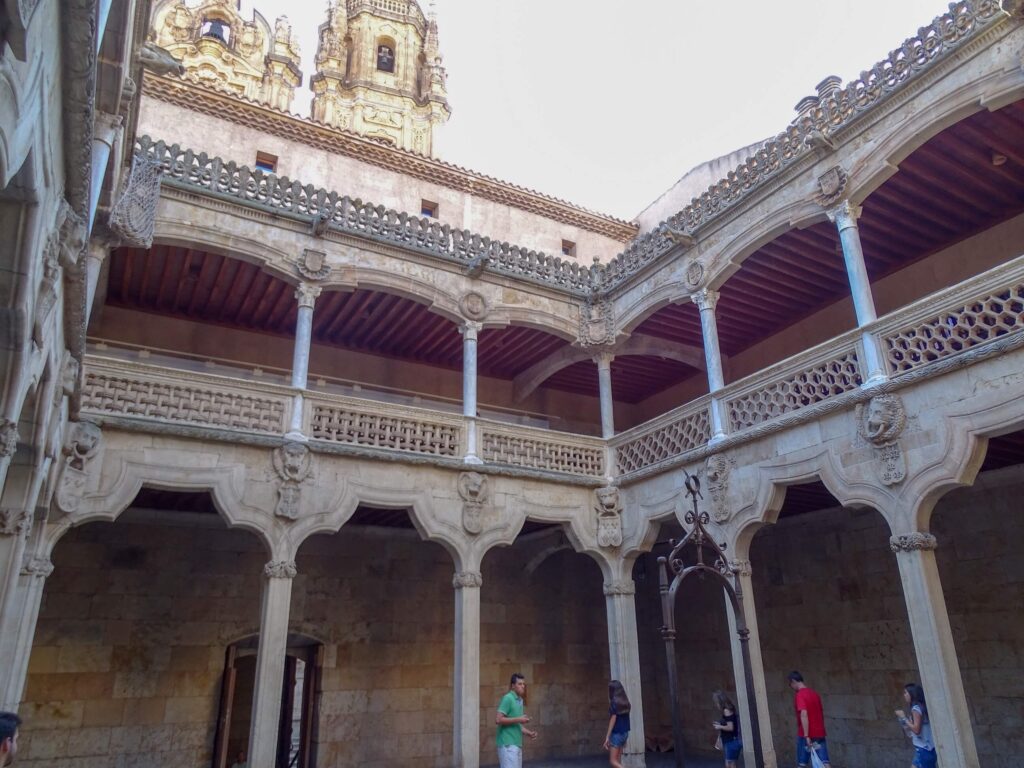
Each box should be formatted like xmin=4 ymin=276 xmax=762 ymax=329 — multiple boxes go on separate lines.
xmin=149 ymin=225 xmax=299 ymax=286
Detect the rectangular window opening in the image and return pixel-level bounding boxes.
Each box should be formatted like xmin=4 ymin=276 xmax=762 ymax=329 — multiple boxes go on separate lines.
xmin=421 ymin=199 xmax=439 ymax=218
xmin=561 ymin=239 xmax=577 ymax=257
xmin=255 ymin=151 xmax=278 ymax=173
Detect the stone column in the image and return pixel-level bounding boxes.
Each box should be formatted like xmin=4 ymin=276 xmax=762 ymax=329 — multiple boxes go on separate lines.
xmin=723 ymin=560 xmax=776 ymax=768
xmin=286 ymin=284 xmax=321 ymax=440
xmin=461 ymin=322 xmax=483 ymax=464
xmin=96 ymin=0 xmax=114 ymax=54
xmin=827 ymin=200 xmax=886 ymax=384
xmin=88 ymin=112 xmax=124 ymax=232
xmin=0 ymin=552 xmax=52 ymax=709
xmin=453 ymin=570 xmax=482 ymax=768
xmin=604 ymin=579 xmax=646 ymax=768
xmin=85 ymin=238 xmax=111 ymax=324
xmin=595 ymin=352 xmax=616 ymax=439
xmin=891 ymin=533 xmax=979 ymax=768
xmin=691 ymin=289 xmax=727 ymax=441
xmin=248 ymin=560 xmax=296 ymax=767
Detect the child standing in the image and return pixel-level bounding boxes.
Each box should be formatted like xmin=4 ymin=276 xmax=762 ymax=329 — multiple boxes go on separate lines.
xmin=603 ymin=680 xmax=631 ymax=768
xmin=895 ymin=683 xmax=936 ymax=768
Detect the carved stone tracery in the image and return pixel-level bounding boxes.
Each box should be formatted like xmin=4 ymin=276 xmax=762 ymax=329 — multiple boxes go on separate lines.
xmin=705 ymin=453 xmax=735 ymax=523
xmin=109 ymin=154 xmax=163 ymax=248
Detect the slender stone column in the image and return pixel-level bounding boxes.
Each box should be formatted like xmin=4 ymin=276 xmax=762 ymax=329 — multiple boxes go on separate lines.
xmin=827 ymin=200 xmax=886 ymax=384
xmin=0 ymin=553 xmax=52 ymax=709
xmin=595 ymin=352 xmax=616 ymax=439
xmin=453 ymin=570 xmax=482 ymax=768
xmin=691 ymin=289 xmax=727 ymax=441
xmin=604 ymin=579 xmax=647 ymax=768
xmin=95 ymin=0 xmax=114 ymax=54
xmin=85 ymin=239 xmax=111 ymax=324
xmin=723 ymin=560 xmax=776 ymax=768
xmin=88 ymin=113 xmax=123 ymax=232
xmin=891 ymin=533 xmax=979 ymax=768
xmin=286 ymin=284 xmax=321 ymax=440
xmin=461 ymin=322 xmax=483 ymax=464
xmin=248 ymin=560 xmax=296 ymax=768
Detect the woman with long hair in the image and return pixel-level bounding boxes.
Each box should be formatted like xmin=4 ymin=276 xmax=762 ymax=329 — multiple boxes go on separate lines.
xmin=895 ymin=683 xmax=936 ymax=768
xmin=711 ymin=690 xmax=742 ymax=768
xmin=603 ymin=680 xmax=631 ymax=768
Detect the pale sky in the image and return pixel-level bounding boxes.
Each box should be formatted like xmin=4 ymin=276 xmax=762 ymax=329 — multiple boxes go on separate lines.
xmin=242 ymin=0 xmax=946 ymax=220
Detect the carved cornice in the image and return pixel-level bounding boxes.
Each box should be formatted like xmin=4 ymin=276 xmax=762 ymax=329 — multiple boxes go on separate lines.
xmin=890 ymin=532 xmax=938 ymax=553
xmin=452 ymin=570 xmax=483 ymax=589
xmin=264 ymin=560 xmax=298 ymax=578
xmin=603 ymin=580 xmax=636 ymax=595
xmin=141 ymin=74 xmax=637 ymax=242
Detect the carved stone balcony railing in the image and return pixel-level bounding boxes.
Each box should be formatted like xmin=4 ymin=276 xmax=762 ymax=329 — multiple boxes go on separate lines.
xmin=479 ymin=420 xmax=606 ymax=478
xmin=611 ymin=398 xmax=712 ymax=475
xmin=137 ymin=136 xmax=597 ymax=295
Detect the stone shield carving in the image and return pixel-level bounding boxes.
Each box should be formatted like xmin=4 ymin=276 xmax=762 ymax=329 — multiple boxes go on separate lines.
xmin=298 ymin=249 xmax=330 ymax=281
xmin=55 ymin=421 xmax=103 ymax=513
xmin=458 ymin=471 xmax=488 ymax=535
xmin=272 ymin=442 xmax=313 ymax=520
xmin=578 ymin=298 xmax=614 ymax=347
xmin=459 ymin=291 xmax=488 ymax=322
xmin=705 ymin=453 xmax=735 ymax=522
xmin=595 ymin=486 xmax=622 ymax=548
xmin=814 ymin=166 xmax=848 ymax=207
xmin=856 ymin=394 xmax=907 ymax=485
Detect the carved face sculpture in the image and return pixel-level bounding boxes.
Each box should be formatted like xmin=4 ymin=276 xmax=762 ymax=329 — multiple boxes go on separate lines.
xmin=71 ymin=422 xmax=102 ymax=461
xmin=458 ymin=471 xmax=487 ymax=503
xmin=860 ymin=394 xmax=905 ymax=445
xmin=280 ymin=443 xmax=307 ymax=478
xmin=595 ymin=486 xmax=620 ymax=516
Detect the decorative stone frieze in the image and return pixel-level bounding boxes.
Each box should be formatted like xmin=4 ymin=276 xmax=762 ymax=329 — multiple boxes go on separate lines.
xmin=272 ymin=442 xmax=313 ymax=521
xmin=889 ymin=532 xmax=938 ymax=553
xmin=0 ymin=509 xmax=31 ymax=537
xmin=826 ymin=199 xmax=862 ymax=230
xmin=109 ymin=154 xmax=163 ymax=248
xmin=814 ymin=166 xmax=849 ymax=207
xmin=856 ymin=394 xmax=908 ymax=485
xmin=297 ymin=249 xmax=330 ymax=281
xmin=705 ymin=453 xmax=735 ymax=523
xmin=264 ymin=560 xmax=298 ymax=579
xmin=595 ymin=486 xmax=623 ymax=548
xmin=457 ymin=471 xmax=488 ymax=535
xmin=577 ymin=297 xmax=614 ymax=347
xmin=21 ymin=555 xmax=54 ymax=579
xmin=55 ymin=421 xmax=103 ymax=513
xmin=0 ymin=419 xmax=18 ymax=458
xmin=459 ymin=291 xmax=488 ymax=322
xmin=452 ymin=571 xmax=483 ymax=589
xmin=603 ymin=580 xmax=636 ymax=596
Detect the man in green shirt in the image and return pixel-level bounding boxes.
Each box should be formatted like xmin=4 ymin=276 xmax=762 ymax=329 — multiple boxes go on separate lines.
xmin=496 ymin=673 xmax=537 ymax=768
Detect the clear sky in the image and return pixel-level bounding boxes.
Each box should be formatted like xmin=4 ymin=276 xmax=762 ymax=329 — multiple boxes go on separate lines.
xmin=242 ymin=0 xmax=946 ymax=220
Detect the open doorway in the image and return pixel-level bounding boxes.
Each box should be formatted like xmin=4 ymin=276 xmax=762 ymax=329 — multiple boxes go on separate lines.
xmin=213 ymin=634 xmax=324 ymax=768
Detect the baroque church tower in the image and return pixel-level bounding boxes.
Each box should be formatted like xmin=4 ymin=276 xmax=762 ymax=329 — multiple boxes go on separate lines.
xmin=310 ymin=0 xmax=451 ymax=156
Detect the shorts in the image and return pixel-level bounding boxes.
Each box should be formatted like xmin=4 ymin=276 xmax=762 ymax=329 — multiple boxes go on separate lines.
xmin=723 ymin=738 xmax=743 ymax=761
xmin=912 ymin=746 xmax=937 ymax=768
xmin=498 ymin=744 xmax=522 ymax=768
xmin=608 ymin=731 xmax=628 ymax=748
xmin=796 ymin=737 xmax=830 ymax=767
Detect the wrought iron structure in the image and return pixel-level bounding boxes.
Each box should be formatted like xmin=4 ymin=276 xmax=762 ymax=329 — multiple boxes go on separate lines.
xmin=656 ymin=472 xmax=764 ymax=768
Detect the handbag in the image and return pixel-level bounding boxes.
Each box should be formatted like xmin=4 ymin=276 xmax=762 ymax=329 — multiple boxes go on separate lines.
xmin=809 ymin=743 xmax=826 ymax=768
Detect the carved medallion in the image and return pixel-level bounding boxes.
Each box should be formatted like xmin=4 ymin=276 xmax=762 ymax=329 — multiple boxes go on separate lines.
xmin=685 ymin=260 xmax=704 ymax=288
xmin=595 ymin=486 xmax=623 ymax=548
xmin=298 ymin=249 xmax=330 ymax=281
xmin=459 ymin=291 xmax=488 ymax=322
xmin=815 ymin=166 xmax=849 ymax=208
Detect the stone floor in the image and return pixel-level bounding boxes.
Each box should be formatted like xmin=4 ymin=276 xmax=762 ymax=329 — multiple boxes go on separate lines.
xmin=521 ymin=753 xmax=725 ymax=767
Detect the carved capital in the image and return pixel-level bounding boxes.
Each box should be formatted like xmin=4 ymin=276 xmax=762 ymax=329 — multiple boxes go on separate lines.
xmin=21 ymin=555 xmax=54 ymax=578
xmin=453 ymin=570 xmax=483 ymax=589
xmin=295 ymin=284 xmax=322 ymax=309
xmin=593 ymin=351 xmax=615 ymax=369
xmin=691 ymin=288 xmax=720 ymax=312
xmin=460 ymin=320 xmax=483 ymax=341
xmin=889 ymin=533 xmax=938 ymax=553
xmin=264 ymin=560 xmax=298 ymax=578
xmin=109 ymin=154 xmax=163 ymax=248
xmin=0 ymin=419 xmax=19 ymax=458
xmin=93 ymin=112 xmax=124 ymax=146
xmin=603 ymin=580 xmax=636 ymax=596
xmin=730 ymin=559 xmax=753 ymax=577
xmin=826 ymin=199 xmax=862 ymax=230
xmin=0 ymin=509 xmax=31 ymax=537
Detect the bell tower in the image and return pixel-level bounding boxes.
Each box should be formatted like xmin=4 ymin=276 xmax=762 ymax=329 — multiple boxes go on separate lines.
xmin=310 ymin=0 xmax=451 ymax=156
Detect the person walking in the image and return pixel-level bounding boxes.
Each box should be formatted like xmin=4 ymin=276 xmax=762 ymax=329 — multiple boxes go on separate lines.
xmin=788 ymin=671 xmax=830 ymax=767
xmin=496 ymin=673 xmax=537 ymax=768
xmin=895 ymin=683 xmax=936 ymax=768
xmin=0 ymin=712 xmax=20 ymax=766
xmin=602 ymin=680 xmax=631 ymax=768
xmin=711 ymin=690 xmax=742 ymax=768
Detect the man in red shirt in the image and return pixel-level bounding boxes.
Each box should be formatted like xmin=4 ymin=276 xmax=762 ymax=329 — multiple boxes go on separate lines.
xmin=788 ymin=671 xmax=830 ymax=767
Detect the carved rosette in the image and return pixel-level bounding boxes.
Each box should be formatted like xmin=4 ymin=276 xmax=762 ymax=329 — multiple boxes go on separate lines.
xmin=459 ymin=291 xmax=488 ymax=322
xmin=577 ymin=297 xmax=614 ymax=347
xmin=21 ymin=555 xmax=54 ymax=578
xmin=595 ymin=486 xmax=623 ymax=549
xmin=705 ymin=453 xmax=734 ymax=523
xmin=457 ymin=471 xmax=488 ymax=535
xmin=602 ymin=580 xmax=636 ymax=596
xmin=297 ymin=249 xmax=331 ymax=281
xmin=0 ymin=419 xmax=18 ymax=458
xmin=109 ymin=154 xmax=163 ymax=248
xmin=452 ymin=571 xmax=483 ymax=589
xmin=814 ymin=166 xmax=848 ymax=208
xmin=55 ymin=421 xmax=102 ymax=514
xmin=272 ymin=442 xmax=313 ymax=521
xmin=264 ymin=560 xmax=298 ymax=578
xmin=0 ymin=509 xmax=31 ymax=537
xmin=856 ymin=394 xmax=908 ymax=485
xmin=889 ymin=533 xmax=938 ymax=553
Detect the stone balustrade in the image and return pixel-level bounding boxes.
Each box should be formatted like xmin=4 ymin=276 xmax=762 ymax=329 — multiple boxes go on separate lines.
xmin=478 ymin=419 xmax=606 ymax=478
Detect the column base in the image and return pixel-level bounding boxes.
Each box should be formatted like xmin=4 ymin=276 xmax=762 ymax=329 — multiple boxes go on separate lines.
xmin=283 ymin=431 xmax=309 ymax=443
xmin=463 ymin=454 xmax=483 ymax=465
xmin=860 ymin=373 xmax=888 ymax=388
xmin=709 ymin=431 xmax=727 ymax=445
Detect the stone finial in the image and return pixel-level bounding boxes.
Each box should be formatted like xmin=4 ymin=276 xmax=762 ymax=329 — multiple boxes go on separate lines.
xmin=890 ymin=533 xmax=937 ymax=553
xmin=264 ymin=560 xmax=298 ymax=578
xmin=816 ymin=75 xmax=843 ymax=99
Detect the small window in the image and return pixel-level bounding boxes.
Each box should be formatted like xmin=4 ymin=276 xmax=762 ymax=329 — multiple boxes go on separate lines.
xmin=201 ymin=18 xmax=230 ymax=44
xmin=561 ymin=239 xmax=576 ymax=257
xmin=254 ymin=151 xmax=278 ymax=173
xmin=421 ymin=199 xmax=438 ymax=218
xmin=377 ymin=43 xmax=396 ymax=73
